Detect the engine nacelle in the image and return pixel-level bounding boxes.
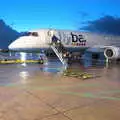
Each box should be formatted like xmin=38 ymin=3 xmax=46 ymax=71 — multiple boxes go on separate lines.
xmin=104 ymin=46 xmax=120 ymax=59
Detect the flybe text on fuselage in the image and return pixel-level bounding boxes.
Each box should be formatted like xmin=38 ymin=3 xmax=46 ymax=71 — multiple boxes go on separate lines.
xmin=71 ymin=32 xmax=86 ymax=46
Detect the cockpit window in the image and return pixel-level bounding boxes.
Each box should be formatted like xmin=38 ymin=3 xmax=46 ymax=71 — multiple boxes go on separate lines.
xmin=28 ymin=32 xmax=38 ymax=37
xmin=21 ymin=32 xmax=39 ymax=37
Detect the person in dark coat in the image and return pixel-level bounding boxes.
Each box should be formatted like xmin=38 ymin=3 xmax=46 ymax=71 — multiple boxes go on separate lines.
xmin=52 ymin=35 xmax=58 ymax=45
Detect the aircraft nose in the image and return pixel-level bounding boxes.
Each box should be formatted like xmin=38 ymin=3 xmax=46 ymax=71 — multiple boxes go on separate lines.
xmin=8 ymin=42 xmax=15 ymax=50
xmin=8 ymin=37 xmax=25 ymax=50
xmin=8 ymin=36 xmax=49 ymax=51
xmin=8 ymin=39 xmax=22 ymax=50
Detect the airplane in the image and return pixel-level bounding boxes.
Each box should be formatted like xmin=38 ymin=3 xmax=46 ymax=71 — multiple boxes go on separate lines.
xmin=8 ymin=28 xmax=120 ymax=65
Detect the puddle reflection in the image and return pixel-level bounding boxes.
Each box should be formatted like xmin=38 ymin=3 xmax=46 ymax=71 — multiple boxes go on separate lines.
xmin=82 ymin=59 xmax=106 ymax=68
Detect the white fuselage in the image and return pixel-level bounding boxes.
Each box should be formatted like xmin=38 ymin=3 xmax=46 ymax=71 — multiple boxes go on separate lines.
xmin=8 ymin=29 xmax=120 ymax=59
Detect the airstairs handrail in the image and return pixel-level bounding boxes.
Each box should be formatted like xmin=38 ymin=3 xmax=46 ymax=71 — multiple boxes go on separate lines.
xmin=51 ymin=44 xmax=67 ymax=65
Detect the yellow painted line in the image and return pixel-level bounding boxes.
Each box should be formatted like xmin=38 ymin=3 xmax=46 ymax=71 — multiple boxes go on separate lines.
xmin=0 ymin=60 xmax=44 ymax=64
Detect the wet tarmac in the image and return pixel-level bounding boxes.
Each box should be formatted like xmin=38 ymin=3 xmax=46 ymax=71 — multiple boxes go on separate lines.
xmin=0 ymin=59 xmax=120 ymax=120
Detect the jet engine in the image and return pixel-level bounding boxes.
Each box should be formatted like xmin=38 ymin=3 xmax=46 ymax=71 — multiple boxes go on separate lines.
xmin=104 ymin=46 xmax=120 ymax=59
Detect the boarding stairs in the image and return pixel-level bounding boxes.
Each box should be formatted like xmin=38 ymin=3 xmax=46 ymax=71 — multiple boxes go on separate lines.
xmin=51 ymin=42 xmax=67 ymax=65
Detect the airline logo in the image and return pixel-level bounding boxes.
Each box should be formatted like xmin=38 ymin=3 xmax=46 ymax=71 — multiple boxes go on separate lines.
xmin=71 ymin=32 xmax=86 ymax=46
